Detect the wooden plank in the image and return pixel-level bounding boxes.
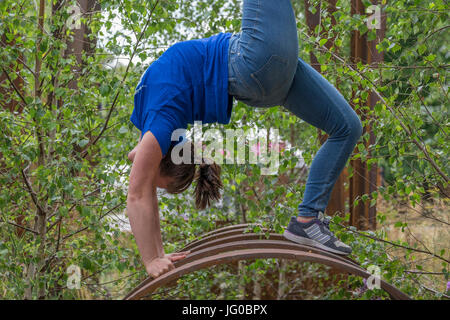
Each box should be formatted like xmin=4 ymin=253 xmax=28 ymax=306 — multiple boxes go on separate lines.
xmin=350 ymin=0 xmax=372 ymax=230
xmin=366 ymin=0 xmax=386 ymax=230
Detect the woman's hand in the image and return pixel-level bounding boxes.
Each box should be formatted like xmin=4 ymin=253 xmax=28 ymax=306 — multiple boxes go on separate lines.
xmin=165 ymin=251 xmax=191 ymax=262
xmin=145 ymin=257 xmax=174 ymax=278
xmin=145 ymin=251 xmax=190 ymax=278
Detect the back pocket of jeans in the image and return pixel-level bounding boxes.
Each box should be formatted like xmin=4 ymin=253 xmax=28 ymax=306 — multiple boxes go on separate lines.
xmin=250 ymin=55 xmax=290 ymax=98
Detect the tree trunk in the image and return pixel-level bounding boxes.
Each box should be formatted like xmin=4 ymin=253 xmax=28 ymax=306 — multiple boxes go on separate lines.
xmin=349 ymin=0 xmax=386 ymax=230
xmin=252 ymin=269 xmax=261 ymax=300
xmin=277 ymin=259 xmax=288 ymax=299
xmin=238 ymin=261 xmax=246 ymax=299
xmin=65 ymin=0 xmax=101 ymax=90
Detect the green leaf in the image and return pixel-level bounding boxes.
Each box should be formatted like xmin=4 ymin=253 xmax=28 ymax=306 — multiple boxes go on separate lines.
xmin=77 ymin=139 xmax=89 ymax=148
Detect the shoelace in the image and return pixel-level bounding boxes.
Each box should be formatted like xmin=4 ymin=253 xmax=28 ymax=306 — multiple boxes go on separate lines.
xmin=317 ymin=211 xmax=332 ymax=229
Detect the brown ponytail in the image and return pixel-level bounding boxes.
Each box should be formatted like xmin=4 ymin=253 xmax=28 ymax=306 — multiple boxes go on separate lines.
xmin=194 ymin=162 xmax=223 ymax=210
xmin=159 ymin=142 xmax=223 ymax=209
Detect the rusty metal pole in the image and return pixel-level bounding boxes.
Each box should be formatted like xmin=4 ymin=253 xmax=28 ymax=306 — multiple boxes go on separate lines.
xmin=304 ymin=0 xmax=347 ymax=217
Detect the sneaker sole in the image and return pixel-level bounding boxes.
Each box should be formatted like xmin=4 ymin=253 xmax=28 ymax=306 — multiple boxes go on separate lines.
xmin=283 ymin=230 xmax=351 ymax=256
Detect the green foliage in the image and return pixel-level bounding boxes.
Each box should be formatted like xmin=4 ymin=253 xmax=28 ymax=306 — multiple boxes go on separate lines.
xmin=0 ymin=0 xmax=448 ymax=299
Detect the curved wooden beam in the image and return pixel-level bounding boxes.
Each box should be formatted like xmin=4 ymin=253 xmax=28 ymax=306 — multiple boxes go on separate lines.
xmin=199 ymin=223 xmax=263 ymax=238
xmin=124 ymin=248 xmax=410 ymax=300
xmin=179 ymin=227 xmax=270 ymax=252
xmin=178 ymin=224 xmax=358 ymax=266
xmin=179 ymin=233 xmax=360 ymax=267
xmin=125 ymin=224 xmax=410 ymax=300
xmin=125 ymin=238 xmax=359 ymax=298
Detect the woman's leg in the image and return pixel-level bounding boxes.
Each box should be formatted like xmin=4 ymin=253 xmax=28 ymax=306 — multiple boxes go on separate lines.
xmin=282 ymin=57 xmax=363 ymax=218
xmin=281 ymin=57 xmax=362 ymax=255
xmin=228 ymin=0 xmax=299 ymax=107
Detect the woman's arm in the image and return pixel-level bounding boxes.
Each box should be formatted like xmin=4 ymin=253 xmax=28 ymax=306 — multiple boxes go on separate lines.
xmin=126 ymin=131 xmax=173 ymax=277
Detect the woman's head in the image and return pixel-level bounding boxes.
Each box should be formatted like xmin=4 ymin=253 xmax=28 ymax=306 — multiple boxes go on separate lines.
xmin=158 ymin=142 xmax=223 ymax=210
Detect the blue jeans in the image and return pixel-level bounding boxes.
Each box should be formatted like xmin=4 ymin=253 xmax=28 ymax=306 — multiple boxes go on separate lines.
xmin=228 ymin=0 xmax=363 ymax=217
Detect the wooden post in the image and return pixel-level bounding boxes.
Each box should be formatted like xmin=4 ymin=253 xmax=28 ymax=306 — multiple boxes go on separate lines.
xmin=349 ymin=0 xmax=385 ymax=230
xmin=366 ymin=0 xmax=386 ymax=230
xmin=304 ymin=0 xmax=347 ymax=217
xmin=350 ymin=0 xmax=368 ymax=230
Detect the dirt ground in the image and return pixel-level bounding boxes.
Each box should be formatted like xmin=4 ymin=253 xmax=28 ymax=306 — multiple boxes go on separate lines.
xmin=377 ymin=196 xmax=449 ymax=294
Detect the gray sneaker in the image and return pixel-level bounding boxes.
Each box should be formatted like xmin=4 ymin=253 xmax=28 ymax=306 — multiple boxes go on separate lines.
xmin=283 ymin=211 xmax=352 ymax=255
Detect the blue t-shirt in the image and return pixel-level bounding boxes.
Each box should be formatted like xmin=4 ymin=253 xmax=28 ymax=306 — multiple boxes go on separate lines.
xmin=130 ymin=32 xmax=233 ymax=156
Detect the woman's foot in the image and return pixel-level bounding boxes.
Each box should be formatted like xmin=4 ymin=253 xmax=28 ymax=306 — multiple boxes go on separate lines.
xmin=283 ymin=212 xmax=352 ymax=255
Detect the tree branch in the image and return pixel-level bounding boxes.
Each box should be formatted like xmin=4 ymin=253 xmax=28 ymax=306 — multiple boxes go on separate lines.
xmin=306 ymin=33 xmax=449 ymax=183
xmin=80 ymin=0 xmax=161 ymax=158
xmin=21 ymin=164 xmax=47 ymax=216
xmin=334 ymin=222 xmax=450 ymax=264
xmin=0 ymin=218 xmax=38 ymax=235
xmin=62 ymin=201 xmax=125 ymax=241
xmin=1 ymin=66 xmax=27 ymax=106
